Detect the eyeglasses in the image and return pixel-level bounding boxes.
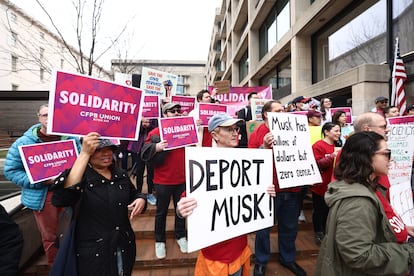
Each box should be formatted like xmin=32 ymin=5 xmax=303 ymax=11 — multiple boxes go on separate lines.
xmin=220 ymin=126 xmax=240 ymax=134
xmin=375 ymin=149 xmax=391 ymax=160
xmin=379 ymin=101 xmax=388 ymax=104
xmin=369 ymin=124 xmax=387 ymax=130
xmin=38 ymin=113 xmax=48 ymax=118
xmin=167 ymin=109 xmax=181 ymax=114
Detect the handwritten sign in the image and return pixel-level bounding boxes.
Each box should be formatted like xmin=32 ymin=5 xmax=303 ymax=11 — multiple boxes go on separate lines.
xmin=140 ymin=67 xmax=178 ymax=98
xmin=171 ymin=95 xmax=196 ymax=115
xmin=48 ymin=70 xmax=144 ymax=140
xmin=185 ymin=147 xmax=274 ymax=252
xmin=198 ymin=103 xmax=228 ymax=126
xmin=213 ymin=80 xmax=230 ymax=94
xmin=387 ymin=124 xmax=414 ymax=226
xmin=18 ymin=140 xmax=78 ymax=183
xmin=267 ymin=112 xmax=322 ymax=188
xmin=142 ymin=95 xmax=160 ymax=118
xmin=159 ymin=116 xmax=198 ymax=150
xmin=251 ymin=98 xmax=271 ymax=121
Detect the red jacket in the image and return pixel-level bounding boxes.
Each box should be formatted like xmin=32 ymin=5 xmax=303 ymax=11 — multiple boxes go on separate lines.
xmin=145 ymin=128 xmax=185 ymax=184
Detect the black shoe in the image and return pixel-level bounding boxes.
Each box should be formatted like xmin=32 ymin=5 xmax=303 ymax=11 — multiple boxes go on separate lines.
xmin=281 ymin=262 xmax=307 ymax=276
xmin=254 ymin=264 xmax=266 ymax=276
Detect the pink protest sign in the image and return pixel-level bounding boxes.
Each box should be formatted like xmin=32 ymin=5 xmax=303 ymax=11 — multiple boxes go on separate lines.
xmin=198 ymin=103 xmax=228 ymax=126
xmin=291 ymin=111 xmax=307 ymax=116
xmin=208 ymin=86 xmax=272 ymax=117
xmin=387 ymin=115 xmax=414 ymax=125
xmin=159 ymin=116 xmax=198 ymax=150
xmin=142 ymin=95 xmax=160 ymax=118
xmin=48 ymin=70 xmax=144 ymax=140
xmin=171 ymin=95 xmax=196 ymax=115
xmin=330 ymin=107 xmax=353 ymax=124
xmin=18 ymin=140 xmax=78 ymax=183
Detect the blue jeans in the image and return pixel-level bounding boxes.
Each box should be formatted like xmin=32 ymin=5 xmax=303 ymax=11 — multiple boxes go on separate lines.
xmin=154 ymin=183 xmax=186 ymax=242
xmin=254 ymin=192 xmax=299 ymax=265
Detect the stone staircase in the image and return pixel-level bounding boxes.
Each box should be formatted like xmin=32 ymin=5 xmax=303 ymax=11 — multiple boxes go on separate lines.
xmin=20 ymin=199 xmax=318 ymax=275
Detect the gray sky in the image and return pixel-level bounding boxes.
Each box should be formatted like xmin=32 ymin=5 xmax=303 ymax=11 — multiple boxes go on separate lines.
xmin=11 ymin=0 xmax=222 ymax=69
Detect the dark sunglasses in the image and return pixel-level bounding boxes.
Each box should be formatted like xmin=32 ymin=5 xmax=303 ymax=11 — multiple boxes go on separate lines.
xmin=375 ymin=149 xmax=391 ymax=160
xmin=167 ymin=109 xmax=181 ymax=114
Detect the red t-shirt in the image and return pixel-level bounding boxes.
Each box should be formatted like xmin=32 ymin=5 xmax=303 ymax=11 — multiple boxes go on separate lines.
xmin=146 ymin=127 xmax=185 ymax=184
xmin=248 ymin=124 xmax=300 ymax=193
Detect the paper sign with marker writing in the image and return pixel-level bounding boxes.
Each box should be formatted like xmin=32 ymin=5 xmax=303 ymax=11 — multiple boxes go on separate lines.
xmin=267 ymin=112 xmax=322 ymax=188
xmin=185 ymin=147 xmax=274 ymax=252
xmin=387 ymin=124 xmax=414 ymax=226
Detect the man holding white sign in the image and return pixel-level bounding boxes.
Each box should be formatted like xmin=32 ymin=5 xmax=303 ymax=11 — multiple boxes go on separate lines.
xmin=248 ymin=101 xmax=311 ymax=276
xmin=178 ymin=113 xmax=275 ymax=276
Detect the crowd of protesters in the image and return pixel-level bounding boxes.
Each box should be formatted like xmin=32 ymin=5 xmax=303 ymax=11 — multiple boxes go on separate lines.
xmin=2 ymin=90 xmax=414 ymax=276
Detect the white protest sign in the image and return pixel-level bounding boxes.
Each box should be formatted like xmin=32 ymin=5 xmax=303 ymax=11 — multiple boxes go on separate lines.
xmin=267 ymin=112 xmax=322 ymax=188
xmin=185 ymin=147 xmax=274 ymax=252
xmin=388 ymin=124 xmax=414 ymax=226
xmin=140 ymin=67 xmax=178 ymax=98
xmin=251 ymin=98 xmax=271 ymax=121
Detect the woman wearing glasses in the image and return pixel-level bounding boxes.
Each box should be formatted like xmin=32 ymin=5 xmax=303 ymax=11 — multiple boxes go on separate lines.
xmin=316 ymin=131 xmax=414 ymax=276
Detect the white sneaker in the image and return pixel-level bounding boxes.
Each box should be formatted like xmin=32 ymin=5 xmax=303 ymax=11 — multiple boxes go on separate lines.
xmin=298 ymin=210 xmax=306 ymax=223
xmin=155 ymin=242 xmax=166 ymax=259
xmin=176 ymin=237 xmax=188 ymax=253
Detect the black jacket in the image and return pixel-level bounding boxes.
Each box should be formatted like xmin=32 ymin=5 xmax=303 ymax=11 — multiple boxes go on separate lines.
xmin=0 ymin=204 xmax=23 ymax=276
xmin=237 ymin=105 xmax=252 ymax=148
xmin=52 ymin=166 xmax=147 ymax=276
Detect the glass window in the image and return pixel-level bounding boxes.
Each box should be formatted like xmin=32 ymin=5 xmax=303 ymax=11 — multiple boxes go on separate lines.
xmin=40 ymin=67 xmax=44 ymax=81
xmin=260 ymin=56 xmax=291 ymax=99
xmin=259 ymin=0 xmax=290 ymax=59
xmin=40 ymin=47 xmax=45 ymax=60
xmin=239 ymin=50 xmax=249 ymax=81
xmin=392 ymin=0 xmax=414 ymax=56
xmin=313 ymin=0 xmax=388 ymax=82
xmin=277 ymin=1 xmax=290 ymax=41
xmin=11 ymin=55 xmax=17 ymax=72
xmin=11 ymin=31 xmax=17 ymax=46
xmin=10 ymin=13 xmax=17 ymax=23
xmin=176 ymin=75 xmax=185 ymax=95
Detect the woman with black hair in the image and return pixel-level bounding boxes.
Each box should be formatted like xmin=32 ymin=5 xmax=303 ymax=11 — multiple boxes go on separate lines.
xmin=311 ymin=122 xmax=341 ymax=245
xmin=316 ymin=131 xmax=414 ymax=276
xmin=332 ymin=110 xmax=353 ymax=147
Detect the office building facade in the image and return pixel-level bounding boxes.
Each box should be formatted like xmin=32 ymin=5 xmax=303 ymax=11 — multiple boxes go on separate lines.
xmin=205 ymin=0 xmax=414 ymax=114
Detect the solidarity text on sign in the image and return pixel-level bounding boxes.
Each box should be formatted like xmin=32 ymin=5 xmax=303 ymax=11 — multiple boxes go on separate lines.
xmin=185 ymin=147 xmax=273 ymax=252
xmin=267 ymin=112 xmax=322 ymax=188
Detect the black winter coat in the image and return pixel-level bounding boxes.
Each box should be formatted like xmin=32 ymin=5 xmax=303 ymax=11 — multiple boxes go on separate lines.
xmin=52 ymin=165 xmax=147 ymax=276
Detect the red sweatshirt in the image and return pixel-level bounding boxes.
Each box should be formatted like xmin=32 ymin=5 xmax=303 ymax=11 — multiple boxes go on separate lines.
xmin=145 ymin=127 xmax=185 ymax=184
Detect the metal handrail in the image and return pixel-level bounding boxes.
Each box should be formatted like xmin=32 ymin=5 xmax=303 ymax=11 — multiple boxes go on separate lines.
xmin=0 ymin=191 xmax=24 ymax=217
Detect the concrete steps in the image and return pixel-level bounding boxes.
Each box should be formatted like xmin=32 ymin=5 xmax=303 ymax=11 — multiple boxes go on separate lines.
xmin=20 ymin=200 xmax=319 ymax=275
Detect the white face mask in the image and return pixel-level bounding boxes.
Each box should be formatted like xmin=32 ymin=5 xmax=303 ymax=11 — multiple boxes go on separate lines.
xmin=301 ymin=103 xmax=310 ymax=111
